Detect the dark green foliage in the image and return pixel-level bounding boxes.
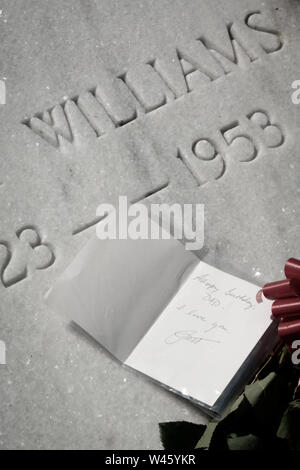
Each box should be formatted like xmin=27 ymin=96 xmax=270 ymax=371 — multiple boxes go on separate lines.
xmin=159 ymin=346 xmax=300 ymax=451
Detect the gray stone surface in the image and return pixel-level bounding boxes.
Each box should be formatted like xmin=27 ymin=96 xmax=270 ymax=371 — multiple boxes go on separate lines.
xmin=0 ymin=0 xmax=299 ymax=449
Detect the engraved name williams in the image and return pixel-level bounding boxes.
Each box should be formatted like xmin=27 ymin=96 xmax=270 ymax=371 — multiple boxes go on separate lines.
xmin=24 ymin=10 xmax=282 ymax=149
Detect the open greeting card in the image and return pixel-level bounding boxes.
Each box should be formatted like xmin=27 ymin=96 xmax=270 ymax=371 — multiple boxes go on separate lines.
xmin=46 ymin=219 xmax=277 ymax=416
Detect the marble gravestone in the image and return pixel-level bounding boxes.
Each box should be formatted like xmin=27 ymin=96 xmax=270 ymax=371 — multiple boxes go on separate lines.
xmin=0 ymin=0 xmax=299 ymax=450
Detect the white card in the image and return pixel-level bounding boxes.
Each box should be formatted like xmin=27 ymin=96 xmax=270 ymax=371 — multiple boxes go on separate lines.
xmin=46 ymin=222 xmax=275 ymax=411
xmin=125 ymin=261 xmax=272 ymax=407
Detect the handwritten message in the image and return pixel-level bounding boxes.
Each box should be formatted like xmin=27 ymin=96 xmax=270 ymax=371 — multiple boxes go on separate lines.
xmin=126 ymin=261 xmax=272 ymax=407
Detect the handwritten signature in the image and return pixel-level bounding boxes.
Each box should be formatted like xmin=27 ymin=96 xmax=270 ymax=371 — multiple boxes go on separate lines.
xmin=165 ymin=330 xmax=221 ymax=346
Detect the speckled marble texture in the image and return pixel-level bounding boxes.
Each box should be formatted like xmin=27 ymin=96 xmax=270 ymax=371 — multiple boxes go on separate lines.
xmin=0 ymin=0 xmax=300 ymax=449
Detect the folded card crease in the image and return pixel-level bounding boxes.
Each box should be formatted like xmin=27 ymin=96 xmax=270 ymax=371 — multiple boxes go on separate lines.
xmin=46 ymin=222 xmax=276 ymax=413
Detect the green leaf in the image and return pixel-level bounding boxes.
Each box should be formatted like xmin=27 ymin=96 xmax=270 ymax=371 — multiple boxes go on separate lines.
xmin=244 ymin=372 xmax=276 ymax=407
xmin=159 ymin=421 xmax=206 ymax=450
xmin=227 ymin=434 xmax=262 ymax=450
xmin=208 ymin=395 xmax=256 ymax=450
xmin=227 ymin=433 xmax=288 ymax=451
xmin=196 ymin=395 xmax=255 ymax=450
xmin=195 ymin=421 xmax=218 ymax=450
xmin=279 ymin=346 xmax=292 ymax=369
xmin=244 ymin=372 xmax=290 ymax=434
xmin=277 ymin=399 xmax=300 ymax=449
